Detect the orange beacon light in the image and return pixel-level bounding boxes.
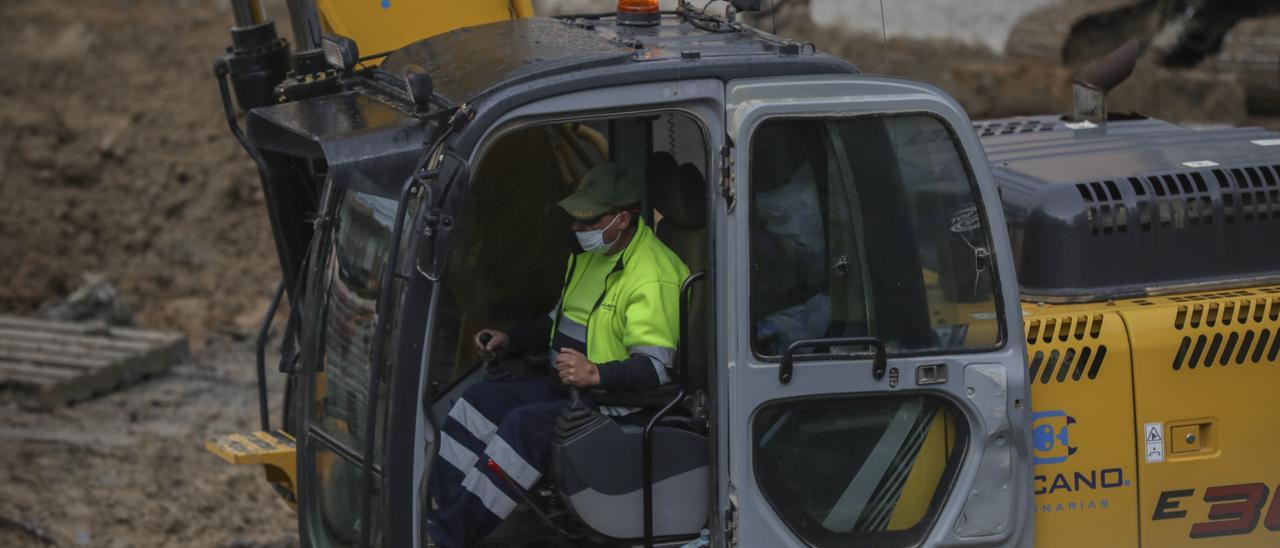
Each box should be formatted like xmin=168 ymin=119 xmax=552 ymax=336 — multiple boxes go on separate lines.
xmin=618 ymin=0 xmax=661 ymax=26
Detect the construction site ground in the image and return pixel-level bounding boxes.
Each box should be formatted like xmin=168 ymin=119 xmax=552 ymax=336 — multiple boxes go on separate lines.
xmin=0 ymin=1 xmax=1274 ymax=547
xmin=0 ymin=335 xmax=296 ymax=548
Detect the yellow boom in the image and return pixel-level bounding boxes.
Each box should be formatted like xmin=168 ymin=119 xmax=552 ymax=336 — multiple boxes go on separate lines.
xmin=315 ymin=0 xmax=535 ymax=62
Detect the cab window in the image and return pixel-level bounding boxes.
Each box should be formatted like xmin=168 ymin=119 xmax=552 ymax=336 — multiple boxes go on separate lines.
xmin=753 ymin=394 xmax=963 ymax=545
xmin=309 ymin=188 xmax=418 ymax=547
xmin=748 ymin=114 xmax=1001 ymax=357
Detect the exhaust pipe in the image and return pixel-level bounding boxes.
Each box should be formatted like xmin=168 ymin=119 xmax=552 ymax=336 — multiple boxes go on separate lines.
xmin=1073 ymin=39 xmax=1142 ymax=130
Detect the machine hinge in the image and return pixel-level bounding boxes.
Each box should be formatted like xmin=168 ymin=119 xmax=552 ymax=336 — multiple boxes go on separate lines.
xmin=309 ymin=213 xmax=334 ymax=231
xmin=723 ymin=499 xmax=738 ymax=546
xmin=719 ymin=142 xmax=736 ymax=210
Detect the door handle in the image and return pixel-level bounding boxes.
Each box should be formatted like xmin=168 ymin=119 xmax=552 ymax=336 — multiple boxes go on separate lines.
xmin=779 ymin=336 xmax=887 ymax=384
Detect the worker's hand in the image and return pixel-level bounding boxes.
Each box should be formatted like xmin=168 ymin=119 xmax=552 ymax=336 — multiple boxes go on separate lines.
xmin=555 ymin=348 xmax=600 ymax=387
xmin=474 ymin=329 xmax=509 ymax=359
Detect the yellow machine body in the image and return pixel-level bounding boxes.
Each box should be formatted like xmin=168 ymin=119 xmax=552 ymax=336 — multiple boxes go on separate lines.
xmin=1026 ymin=287 xmax=1280 ymax=547
xmin=207 ymin=430 xmax=299 ymax=503
xmin=314 ymin=0 xmax=535 ymax=65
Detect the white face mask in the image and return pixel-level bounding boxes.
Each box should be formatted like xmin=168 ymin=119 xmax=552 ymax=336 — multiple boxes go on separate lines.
xmin=574 ymin=213 xmax=622 ymax=255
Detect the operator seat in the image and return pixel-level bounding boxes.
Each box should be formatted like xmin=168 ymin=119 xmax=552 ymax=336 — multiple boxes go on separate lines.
xmin=546 ymin=159 xmax=711 ymax=541
xmin=655 ymin=162 xmax=708 ymax=277
xmin=654 ymin=162 xmax=709 ymax=382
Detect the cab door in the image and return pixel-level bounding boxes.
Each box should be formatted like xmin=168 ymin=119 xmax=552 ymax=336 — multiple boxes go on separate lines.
xmin=722 ymin=76 xmax=1033 ymax=547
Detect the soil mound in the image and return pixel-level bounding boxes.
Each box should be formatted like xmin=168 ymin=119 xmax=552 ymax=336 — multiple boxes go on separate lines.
xmin=0 ymin=0 xmax=278 ymax=348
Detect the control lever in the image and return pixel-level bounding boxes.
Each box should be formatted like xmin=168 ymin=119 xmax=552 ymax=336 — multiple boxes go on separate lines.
xmin=478 ymin=332 xmax=494 ymax=359
xmin=477 ymin=331 xmax=510 ymax=382
xmin=568 ymin=387 xmax=582 ymax=409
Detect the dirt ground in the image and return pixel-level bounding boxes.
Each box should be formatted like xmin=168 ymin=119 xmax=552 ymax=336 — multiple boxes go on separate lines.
xmin=0 ymin=333 xmax=297 ymax=548
xmin=0 ymin=0 xmax=279 ymax=350
xmin=0 ymin=1 xmax=1275 ymax=547
xmin=0 ymin=1 xmax=293 ymax=546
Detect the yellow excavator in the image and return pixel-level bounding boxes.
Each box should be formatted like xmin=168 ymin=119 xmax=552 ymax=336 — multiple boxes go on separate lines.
xmin=207 ymin=1 xmax=1280 ymax=547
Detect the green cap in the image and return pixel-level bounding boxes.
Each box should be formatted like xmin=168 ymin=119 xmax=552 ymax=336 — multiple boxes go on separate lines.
xmin=557 ymin=163 xmax=644 ymax=220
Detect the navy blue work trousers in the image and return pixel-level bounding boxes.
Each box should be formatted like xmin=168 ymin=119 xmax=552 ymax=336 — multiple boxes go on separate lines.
xmin=425 ymin=378 xmax=570 ymax=547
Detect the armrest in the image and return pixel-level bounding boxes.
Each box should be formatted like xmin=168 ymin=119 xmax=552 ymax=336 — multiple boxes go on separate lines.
xmin=589 ymin=384 xmax=681 ymax=408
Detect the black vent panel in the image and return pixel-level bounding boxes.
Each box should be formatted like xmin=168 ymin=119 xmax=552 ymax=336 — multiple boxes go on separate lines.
xmin=974 ymin=119 xmax=1055 ymax=137
xmin=1215 ymin=166 xmax=1280 ymax=223
xmin=1004 ymin=163 xmax=1280 ymax=300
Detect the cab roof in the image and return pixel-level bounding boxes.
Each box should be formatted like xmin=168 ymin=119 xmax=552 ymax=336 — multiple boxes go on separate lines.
xmin=249 ymin=13 xmax=857 ymax=188
xmin=378 ymin=14 xmax=857 ymax=108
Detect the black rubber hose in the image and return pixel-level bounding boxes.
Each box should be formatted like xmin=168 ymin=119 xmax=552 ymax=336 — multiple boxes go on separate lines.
xmin=256 ymin=279 xmax=286 ymax=432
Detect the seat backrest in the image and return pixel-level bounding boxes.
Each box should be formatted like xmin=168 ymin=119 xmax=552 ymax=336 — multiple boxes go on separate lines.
xmin=646 ymin=151 xmax=678 ymax=223
xmin=655 ymin=163 xmax=707 ymax=267
xmin=654 ymin=163 xmax=710 ymax=388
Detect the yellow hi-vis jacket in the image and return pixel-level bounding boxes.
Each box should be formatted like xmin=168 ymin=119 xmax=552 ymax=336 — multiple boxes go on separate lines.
xmin=552 ymin=217 xmax=689 ymax=385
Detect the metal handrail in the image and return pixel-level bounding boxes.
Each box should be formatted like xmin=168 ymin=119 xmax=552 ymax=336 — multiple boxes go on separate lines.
xmin=778 ymin=336 xmax=887 ymax=384
xmin=642 ymin=270 xmax=706 ymax=547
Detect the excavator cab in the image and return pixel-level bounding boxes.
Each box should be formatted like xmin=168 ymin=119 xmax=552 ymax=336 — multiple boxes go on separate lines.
xmin=211 ymin=3 xmax=1036 ymax=547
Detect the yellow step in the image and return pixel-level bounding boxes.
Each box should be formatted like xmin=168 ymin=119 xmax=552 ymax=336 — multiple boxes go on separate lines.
xmin=207 ymin=430 xmax=298 ymax=502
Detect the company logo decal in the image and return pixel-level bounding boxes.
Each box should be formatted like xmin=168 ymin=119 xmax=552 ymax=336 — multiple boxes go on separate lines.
xmin=1032 ymin=409 xmax=1130 ymax=514
xmin=1032 ymin=410 xmax=1078 ymax=465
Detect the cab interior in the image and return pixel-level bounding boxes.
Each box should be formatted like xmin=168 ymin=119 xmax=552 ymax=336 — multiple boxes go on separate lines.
xmin=424 ymin=110 xmax=716 ymax=545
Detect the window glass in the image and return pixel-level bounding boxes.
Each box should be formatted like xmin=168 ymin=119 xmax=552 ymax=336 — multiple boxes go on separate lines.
xmin=309 ymin=188 xmax=414 ymax=547
xmin=753 ymin=396 xmax=963 ymax=546
xmin=748 ymin=115 xmax=1000 ymax=356
xmin=314 ymin=445 xmax=383 ymax=548
xmin=314 ymin=190 xmax=400 ymax=453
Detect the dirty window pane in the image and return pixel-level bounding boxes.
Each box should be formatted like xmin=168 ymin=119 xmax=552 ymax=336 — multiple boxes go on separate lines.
xmin=753 ymin=396 xmax=962 ymax=546
xmin=314 ymin=191 xmax=399 ymax=453
xmin=748 ymin=115 xmax=1000 ymax=356
xmin=314 ymin=446 xmax=383 ymax=548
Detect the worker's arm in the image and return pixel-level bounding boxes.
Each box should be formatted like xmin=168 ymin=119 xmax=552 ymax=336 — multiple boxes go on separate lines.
xmin=597 ymin=280 xmax=680 ymax=393
xmin=595 ymin=355 xmax=662 ymax=392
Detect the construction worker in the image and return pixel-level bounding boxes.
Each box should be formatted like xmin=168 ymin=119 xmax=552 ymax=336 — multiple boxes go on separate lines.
xmin=426 ymin=163 xmax=690 ymax=547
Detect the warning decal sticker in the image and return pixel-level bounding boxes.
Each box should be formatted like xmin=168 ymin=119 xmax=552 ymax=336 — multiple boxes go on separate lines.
xmin=1144 ymin=422 xmax=1165 ymax=464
